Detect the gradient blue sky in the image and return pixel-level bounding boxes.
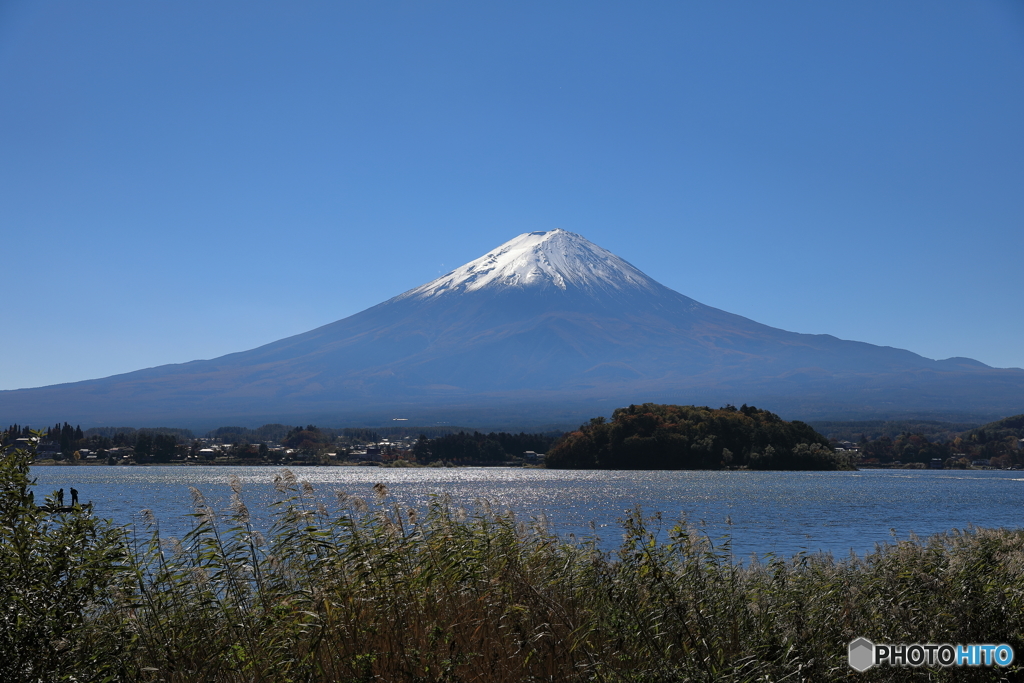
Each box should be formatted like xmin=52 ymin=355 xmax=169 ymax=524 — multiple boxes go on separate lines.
xmin=2 ymin=1 xmax=1023 ymax=391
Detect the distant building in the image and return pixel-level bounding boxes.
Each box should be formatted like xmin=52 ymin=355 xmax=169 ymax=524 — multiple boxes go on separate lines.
xmin=347 ymin=449 xmax=382 ymax=462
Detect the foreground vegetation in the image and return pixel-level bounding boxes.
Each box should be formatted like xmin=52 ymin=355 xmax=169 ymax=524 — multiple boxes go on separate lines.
xmin=3 ymin=442 xmax=1023 ymax=681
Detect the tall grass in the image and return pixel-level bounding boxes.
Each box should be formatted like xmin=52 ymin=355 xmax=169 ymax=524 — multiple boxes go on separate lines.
xmin=88 ymin=472 xmax=1022 ymax=682
xmin=3 ymin=457 xmax=1023 ymax=680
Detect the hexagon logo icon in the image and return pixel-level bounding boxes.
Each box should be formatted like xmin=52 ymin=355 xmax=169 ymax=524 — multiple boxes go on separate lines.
xmin=848 ymin=637 xmax=875 ymax=672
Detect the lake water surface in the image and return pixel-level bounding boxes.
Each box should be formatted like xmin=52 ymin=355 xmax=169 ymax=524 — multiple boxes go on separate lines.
xmin=31 ymin=466 xmax=1024 ymax=560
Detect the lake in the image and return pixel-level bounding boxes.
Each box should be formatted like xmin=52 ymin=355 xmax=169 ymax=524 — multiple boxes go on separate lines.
xmin=31 ymin=466 xmax=1024 ymax=560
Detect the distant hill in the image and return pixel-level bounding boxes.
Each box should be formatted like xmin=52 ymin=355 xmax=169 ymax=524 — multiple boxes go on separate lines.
xmin=962 ymin=414 xmax=1024 ymax=442
xmin=807 ymin=419 xmax=983 ymax=442
xmin=2 ymin=230 xmax=1023 ymax=428
xmin=546 ymin=403 xmax=847 ymax=470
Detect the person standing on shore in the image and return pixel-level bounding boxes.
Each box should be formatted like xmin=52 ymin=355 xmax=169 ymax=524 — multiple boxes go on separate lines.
xmin=70 ymin=487 xmax=78 ymax=506
xmin=57 ymin=488 xmax=64 ymax=507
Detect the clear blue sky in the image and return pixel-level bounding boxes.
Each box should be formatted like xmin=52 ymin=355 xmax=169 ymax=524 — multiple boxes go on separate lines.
xmin=2 ymin=1 xmax=1022 ymax=391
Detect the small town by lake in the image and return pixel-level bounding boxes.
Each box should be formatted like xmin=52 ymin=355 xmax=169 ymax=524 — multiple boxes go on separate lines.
xmin=31 ymin=466 xmax=1024 ymax=559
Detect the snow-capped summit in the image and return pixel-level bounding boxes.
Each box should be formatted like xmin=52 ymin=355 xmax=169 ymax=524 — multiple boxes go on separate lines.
xmin=397 ymin=229 xmax=660 ymax=300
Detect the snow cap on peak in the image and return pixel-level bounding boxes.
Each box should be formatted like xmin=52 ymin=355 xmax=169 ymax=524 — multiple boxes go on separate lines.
xmin=398 ymin=229 xmax=660 ymax=300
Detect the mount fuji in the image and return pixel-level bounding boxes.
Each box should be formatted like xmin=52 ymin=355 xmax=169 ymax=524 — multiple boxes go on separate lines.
xmin=3 ymin=230 xmax=1022 ymax=428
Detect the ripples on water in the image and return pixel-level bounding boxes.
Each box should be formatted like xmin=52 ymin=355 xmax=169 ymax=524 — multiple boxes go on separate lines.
xmin=31 ymin=466 xmax=1024 ymax=560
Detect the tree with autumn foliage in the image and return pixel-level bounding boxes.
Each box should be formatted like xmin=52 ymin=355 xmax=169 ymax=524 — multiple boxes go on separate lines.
xmin=545 ymin=403 xmax=847 ymax=470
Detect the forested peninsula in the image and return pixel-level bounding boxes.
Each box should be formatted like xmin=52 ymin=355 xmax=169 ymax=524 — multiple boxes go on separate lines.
xmin=546 ymin=403 xmax=851 ymax=470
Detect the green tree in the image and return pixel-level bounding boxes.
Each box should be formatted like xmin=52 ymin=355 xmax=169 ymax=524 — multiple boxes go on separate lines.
xmin=150 ymin=433 xmax=177 ymax=462
xmin=134 ymin=432 xmax=152 ymax=459
xmin=413 ymin=434 xmax=431 ymax=462
xmin=0 ymin=433 xmax=130 ymax=680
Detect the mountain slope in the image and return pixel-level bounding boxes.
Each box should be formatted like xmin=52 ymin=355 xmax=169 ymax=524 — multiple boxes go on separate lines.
xmin=2 ymin=230 xmax=1022 ymax=428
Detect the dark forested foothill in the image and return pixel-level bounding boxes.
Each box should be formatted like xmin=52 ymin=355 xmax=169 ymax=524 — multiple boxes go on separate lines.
xmin=545 ymin=403 xmax=848 ymax=470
